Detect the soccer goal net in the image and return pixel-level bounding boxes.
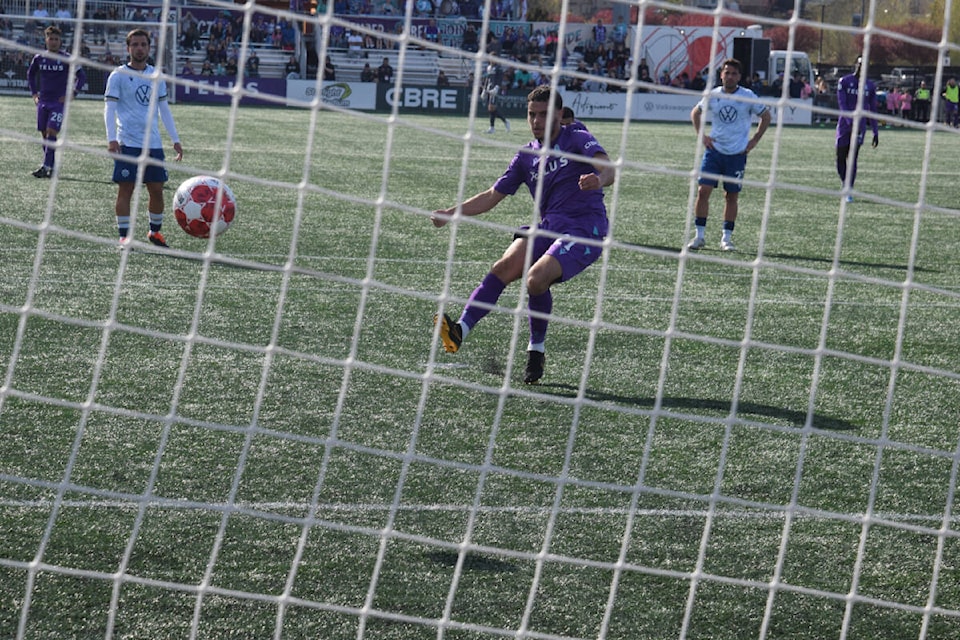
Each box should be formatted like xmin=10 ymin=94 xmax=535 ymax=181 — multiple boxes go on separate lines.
xmin=2 ymin=0 xmax=960 ymax=637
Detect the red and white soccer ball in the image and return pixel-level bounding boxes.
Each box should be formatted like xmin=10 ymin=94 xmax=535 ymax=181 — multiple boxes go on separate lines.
xmin=173 ymin=175 xmax=237 ymax=239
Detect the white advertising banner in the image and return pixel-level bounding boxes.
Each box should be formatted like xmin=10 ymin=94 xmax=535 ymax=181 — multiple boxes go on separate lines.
xmin=559 ymin=89 xmax=813 ymax=125
xmin=286 ymin=80 xmax=378 ymax=110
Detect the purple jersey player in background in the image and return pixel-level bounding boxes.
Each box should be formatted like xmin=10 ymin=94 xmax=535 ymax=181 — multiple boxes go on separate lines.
xmin=27 ymin=25 xmax=86 ymax=179
xmin=431 ymin=85 xmax=616 ymax=384
xmin=836 ymin=55 xmax=879 ymax=203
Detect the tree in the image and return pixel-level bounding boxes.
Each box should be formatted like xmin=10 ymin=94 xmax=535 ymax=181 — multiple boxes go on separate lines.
xmin=857 ymin=20 xmax=940 ymax=65
xmin=766 ymin=25 xmax=821 ymax=52
xmin=930 ymin=0 xmax=960 ymax=54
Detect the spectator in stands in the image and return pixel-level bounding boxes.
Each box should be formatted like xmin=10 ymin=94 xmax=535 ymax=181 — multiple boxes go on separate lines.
xmin=414 ymin=0 xmax=432 ymax=16
xmin=181 ymin=20 xmax=201 ymax=51
xmin=252 ymin=16 xmax=269 ymax=43
xmin=225 ymin=57 xmax=237 ymax=76
xmin=91 ymin=5 xmax=106 ymax=44
xmin=26 ymin=1 xmax=49 ymax=35
xmin=376 ymin=56 xmax=394 ymax=84
xmin=459 ymin=0 xmax=479 ymax=18
xmin=612 ymin=42 xmax=629 ymax=79
xmin=437 ymin=69 xmax=450 ymax=87
xmin=0 ymin=18 xmax=14 ymax=41
xmin=788 ymin=71 xmax=802 ymax=98
xmin=813 ymin=75 xmax=829 ymax=122
xmin=500 ymin=26 xmax=517 ymax=56
xmin=200 ymin=60 xmax=215 ymax=76
xmin=361 ymin=62 xmax=375 ymax=82
xmin=425 ymin=19 xmax=439 ymax=46
xmin=280 ymin=20 xmax=296 ymax=50
xmin=942 ymin=77 xmax=959 ymax=128
xmin=375 ymin=0 xmax=397 ymax=15
xmin=54 ymin=3 xmax=72 ymax=36
xmin=771 ymin=72 xmax=783 ymax=94
xmin=592 ymin=19 xmax=606 ymax=46
xmin=363 ymin=31 xmax=382 ymax=49
xmin=246 ymin=50 xmax=260 ymax=77
xmin=636 ymin=57 xmax=649 ymax=79
xmin=347 ymin=29 xmax=362 ymax=57
xmin=182 ymin=59 xmax=195 ymax=75
xmin=285 ymin=55 xmax=299 ymax=78
xmin=324 ymin=56 xmax=336 ymax=80
xmin=636 ymin=66 xmax=653 ymax=92
xmin=514 ymin=65 xmax=533 ymax=89
xmin=205 ymin=39 xmax=220 ymax=64
xmin=566 ymin=61 xmax=586 ymax=92
xmin=899 ymin=87 xmax=912 ymax=121
xmin=611 ymin=17 xmax=627 ymax=47
xmin=544 ymin=29 xmax=558 ymax=60
xmin=914 ymin=80 xmax=932 ymax=122
xmin=32 ymin=2 xmax=50 ymax=20
xmin=461 ymin=24 xmax=478 ymax=53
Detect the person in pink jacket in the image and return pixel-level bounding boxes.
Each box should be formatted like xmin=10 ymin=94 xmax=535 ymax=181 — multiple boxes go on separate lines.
xmin=898 ymin=89 xmax=912 ymax=122
xmin=886 ymin=87 xmax=900 ymax=122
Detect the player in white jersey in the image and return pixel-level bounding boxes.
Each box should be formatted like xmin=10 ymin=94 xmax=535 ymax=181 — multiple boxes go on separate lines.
xmin=104 ymin=28 xmax=183 ymax=248
xmin=688 ymin=58 xmax=770 ymax=252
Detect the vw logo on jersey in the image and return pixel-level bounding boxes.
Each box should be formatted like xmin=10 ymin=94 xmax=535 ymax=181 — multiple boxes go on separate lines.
xmin=718 ymin=104 xmax=739 ymax=123
xmin=136 ymin=84 xmax=151 ymax=106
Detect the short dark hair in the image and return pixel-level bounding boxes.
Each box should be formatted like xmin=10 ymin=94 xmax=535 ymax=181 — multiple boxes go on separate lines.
xmin=561 ymin=106 xmax=575 ymax=119
xmin=527 ymin=84 xmax=563 ymax=111
xmin=721 ymin=58 xmax=742 ymax=73
xmin=126 ymin=28 xmax=151 ymax=45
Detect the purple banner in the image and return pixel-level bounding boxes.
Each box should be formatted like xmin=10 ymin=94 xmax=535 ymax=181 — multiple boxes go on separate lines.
xmin=175 ymin=76 xmax=287 ymax=105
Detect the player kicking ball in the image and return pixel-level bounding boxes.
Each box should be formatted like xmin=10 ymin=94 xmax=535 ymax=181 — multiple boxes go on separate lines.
xmin=431 ymin=85 xmax=615 ymax=384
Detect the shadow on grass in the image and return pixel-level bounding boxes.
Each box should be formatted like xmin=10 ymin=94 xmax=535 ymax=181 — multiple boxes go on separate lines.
xmin=763 ymin=251 xmax=937 ymax=273
xmin=624 ymin=242 xmax=936 ymax=274
xmin=539 ymin=385 xmax=857 ymax=431
xmin=426 ymin=550 xmax=518 ymax=573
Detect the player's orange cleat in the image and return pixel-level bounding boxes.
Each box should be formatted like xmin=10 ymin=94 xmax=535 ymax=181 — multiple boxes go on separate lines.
xmin=433 ymin=312 xmax=462 ymax=353
xmin=147 ymin=230 xmax=169 ymax=247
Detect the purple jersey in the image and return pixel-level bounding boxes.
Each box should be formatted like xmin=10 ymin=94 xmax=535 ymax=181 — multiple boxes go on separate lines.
xmin=493 ymin=126 xmax=608 ymax=237
xmin=836 ymin=73 xmax=878 ymax=142
xmin=27 ymin=51 xmax=85 ymax=103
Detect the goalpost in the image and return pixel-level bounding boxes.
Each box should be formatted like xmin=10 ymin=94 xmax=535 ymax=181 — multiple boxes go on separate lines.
xmin=2 ymin=0 xmax=960 ymax=638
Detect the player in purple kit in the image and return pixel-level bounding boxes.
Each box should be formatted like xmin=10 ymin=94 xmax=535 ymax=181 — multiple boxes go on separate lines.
xmin=27 ymin=25 xmax=86 ymax=178
xmin=431 ymin=85 xmax=615 ymax=384
xmin=836 ymin=56 xmax=879 ymax=203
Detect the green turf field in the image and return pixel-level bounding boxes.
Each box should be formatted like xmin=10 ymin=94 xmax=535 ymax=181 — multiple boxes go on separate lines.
xmin=1 ymin=94 xmax=960 ymax=639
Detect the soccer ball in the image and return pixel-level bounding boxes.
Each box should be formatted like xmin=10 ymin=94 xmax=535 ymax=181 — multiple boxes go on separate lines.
xmin=173 ymin=176 xmax=237 ymax=239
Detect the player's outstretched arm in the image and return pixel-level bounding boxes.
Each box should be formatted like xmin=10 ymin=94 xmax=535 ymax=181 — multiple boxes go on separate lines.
xmin=431 ymin=186 xmax=506 ymax=228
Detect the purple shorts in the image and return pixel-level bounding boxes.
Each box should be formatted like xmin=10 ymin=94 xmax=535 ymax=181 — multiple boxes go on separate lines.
xmin=516 ymin=217 xmax=605 ymax=282
xmin=36 ymin=100 xmax=64 ymax=133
